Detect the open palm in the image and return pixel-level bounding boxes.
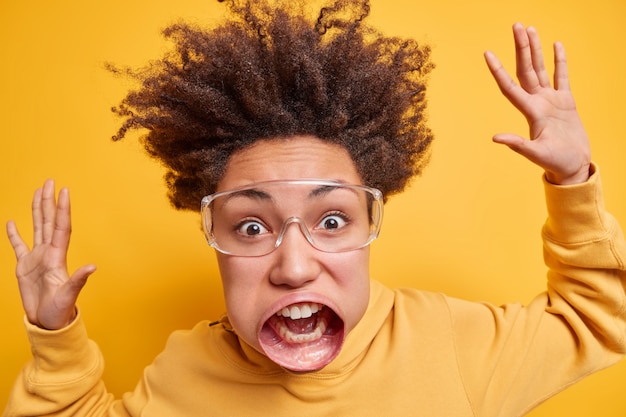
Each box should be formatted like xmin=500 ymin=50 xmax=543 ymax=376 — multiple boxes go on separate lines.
xmin=485 ymin=23 xmax=591 ymax=185
xmin=6 ymin=180 xmax=95 ymax=330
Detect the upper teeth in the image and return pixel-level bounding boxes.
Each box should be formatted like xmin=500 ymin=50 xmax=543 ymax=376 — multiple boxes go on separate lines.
xmin=276 ymin=303 xmax=322 ymax=319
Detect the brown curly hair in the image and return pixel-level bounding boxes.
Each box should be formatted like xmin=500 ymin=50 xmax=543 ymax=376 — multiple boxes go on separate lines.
xmin=110 ymin=0 xmax=434 ymax=211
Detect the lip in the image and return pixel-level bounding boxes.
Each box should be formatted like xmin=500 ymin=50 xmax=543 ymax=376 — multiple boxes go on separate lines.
xmin=257 ymin=292 xmax=345 ymax=372
xmin=259 ymin=292 xmax=342 ymax=327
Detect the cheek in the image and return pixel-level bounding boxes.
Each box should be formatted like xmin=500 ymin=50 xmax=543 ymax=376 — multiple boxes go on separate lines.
xmin=217 ymin=255 xmax=268 ymax=339
xmin=216 ymin=249 xmax=371 ymax=344
xmin=217 ymin=254 xmax=266 ymax=293
xmin=327 ymin=250 xmax=371 ymax=331
xmin=336 ymin=247 xmax=370 ymax=282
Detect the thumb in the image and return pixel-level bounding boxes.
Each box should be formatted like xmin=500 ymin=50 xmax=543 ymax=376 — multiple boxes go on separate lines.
xmin=492 ymin=133 xmax=543 ymax=165
xmin=56 ymin=264 xmax=97 ymax=311
xmin=66 ymin=264 xmax=97 ymax=297
xmin=493 ymin=133 xmax=529 ymax=151
xmin=37 ymin=265 xmax=97 ymax=330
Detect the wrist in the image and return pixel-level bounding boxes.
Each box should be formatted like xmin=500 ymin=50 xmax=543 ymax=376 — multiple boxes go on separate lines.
xmin=33 ymin=307 xmax=79 ymax=331
xmin=545 ymin=163 xmax=591 ymax=185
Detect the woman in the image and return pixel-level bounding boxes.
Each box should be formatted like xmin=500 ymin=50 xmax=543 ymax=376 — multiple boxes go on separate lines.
xmin=4 ymin=1 xmax=625 ymax=415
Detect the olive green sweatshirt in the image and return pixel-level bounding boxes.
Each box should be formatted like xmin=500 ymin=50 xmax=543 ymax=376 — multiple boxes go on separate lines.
xmin=4 ymin=165 xmax=626 ymax=417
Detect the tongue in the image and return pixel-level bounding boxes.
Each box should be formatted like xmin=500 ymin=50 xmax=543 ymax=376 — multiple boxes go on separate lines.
xmin=258 ymin=306 xmax=345 ymax=372
xmin=285 ymin=316 xmax=317 ymax=333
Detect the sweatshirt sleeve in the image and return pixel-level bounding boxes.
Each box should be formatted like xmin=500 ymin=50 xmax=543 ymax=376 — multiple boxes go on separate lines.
xmin=3 ymin=311 xmax=117 ymax=417
xmin=449 ymin=163 xmax=626 ymax=417
xmin=542 ymin=164 xmax=626 ymax=355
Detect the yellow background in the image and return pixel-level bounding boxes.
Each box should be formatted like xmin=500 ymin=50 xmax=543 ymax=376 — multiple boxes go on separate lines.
xmin=1 ymin=1 xmax=625 ymax=415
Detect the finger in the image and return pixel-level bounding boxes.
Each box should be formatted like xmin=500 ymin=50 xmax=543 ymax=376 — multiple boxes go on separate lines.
xmin=513 ymin=23 xmax=540 ymax=92
xmin=32 ymin=187 xmax=43 ymax=246
xmin=6 ymin=221 xmax=31 ymax=260
xmin=484 ymin=51 xmax=527 ymax=111
xmin=70 ymin=264 xmax=97 ymax=287
xmin=493 ymin=133 xmax=529 ymax=150
xmin=51 ymin=187 xmax=72 ymax=253
xmin=62 ymin=265 xmax=97 ymax=305
xmin=493 ymin=133 xmax=546 ymax=168
xmin=527 ymin=26 xmax=551 ymax=88
xmin=553 ymin=41 xmax=570 ymax=91
xmin=41 ymin=179 xmax=57 ymax=244
xmin=493 ymin=133 xmax=537 ymax=164
xmin=40 ymin=264 xmax=97 ymax=330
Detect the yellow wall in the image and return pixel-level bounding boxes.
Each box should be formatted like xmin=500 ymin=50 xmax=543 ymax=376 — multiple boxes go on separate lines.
xmin=1 ymin=1 xmax=625 ymax=415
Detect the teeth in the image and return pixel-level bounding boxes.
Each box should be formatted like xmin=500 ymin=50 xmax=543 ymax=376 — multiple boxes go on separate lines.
xmin=301 ymin=304 xmax=312 ymax=318
xmin=290 ymin=306 xmax=302 ymax=319
xmin=276 ymin=316 xmax=329 ymax=344
xmin=276 ymin=303 xmax=323 ymax=319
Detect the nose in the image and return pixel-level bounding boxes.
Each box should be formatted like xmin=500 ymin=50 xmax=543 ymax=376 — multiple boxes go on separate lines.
xmin=268 ymin=219 xmax=321 ymax=288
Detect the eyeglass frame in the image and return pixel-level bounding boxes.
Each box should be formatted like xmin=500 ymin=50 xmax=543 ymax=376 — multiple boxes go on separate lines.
xmin=200 ymin=179 xmax=384 ymax=257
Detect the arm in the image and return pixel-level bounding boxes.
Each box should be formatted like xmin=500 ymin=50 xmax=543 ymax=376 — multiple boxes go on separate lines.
xmin=4 ymin=180 xmax=115 ymax=416
xmin=451 ymin=168 xmax=626 ymax=416
xmin=451 ymin=24 xmax=626 ymax=416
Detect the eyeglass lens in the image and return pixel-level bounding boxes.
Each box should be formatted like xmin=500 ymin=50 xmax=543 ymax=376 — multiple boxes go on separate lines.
xmin=202 ymin=181 xmax=382 ymax=256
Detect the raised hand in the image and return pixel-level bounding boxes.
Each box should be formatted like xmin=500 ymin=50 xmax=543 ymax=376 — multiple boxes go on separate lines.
xmin=6 ymin=180 xmax=96 ymax=330
xmin=484 ymin=23 xmax=591 ymax=185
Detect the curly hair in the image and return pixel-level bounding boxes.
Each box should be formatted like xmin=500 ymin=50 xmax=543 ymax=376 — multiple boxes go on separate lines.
xmin=110 ymin=0 xmax=434 ymax=211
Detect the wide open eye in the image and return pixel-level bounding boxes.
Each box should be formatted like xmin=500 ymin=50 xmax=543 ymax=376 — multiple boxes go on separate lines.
xmin=316 ymin=213 xmax=349 ymax=231
xmin=236 ymin=220 xmax=269 ymax=237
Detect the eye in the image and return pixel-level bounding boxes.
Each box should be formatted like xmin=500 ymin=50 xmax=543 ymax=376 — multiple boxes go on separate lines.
xmin=236 ymin=220 xmax=269 ymax=236
xmin=317 ymin=213 xmax=349 ymax=231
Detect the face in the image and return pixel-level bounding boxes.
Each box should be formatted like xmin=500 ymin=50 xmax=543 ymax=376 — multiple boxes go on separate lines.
xmin=214 ymin=135 xmax=372 ymax=372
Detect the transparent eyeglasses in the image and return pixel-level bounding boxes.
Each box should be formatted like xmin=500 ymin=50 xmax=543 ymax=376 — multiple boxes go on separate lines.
xmin=201 ymin=179 xmax=384 ymax=257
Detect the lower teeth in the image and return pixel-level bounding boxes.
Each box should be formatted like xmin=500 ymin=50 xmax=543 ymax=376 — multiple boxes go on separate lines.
xmin=276 ymin=317 xmax=328 ymax=344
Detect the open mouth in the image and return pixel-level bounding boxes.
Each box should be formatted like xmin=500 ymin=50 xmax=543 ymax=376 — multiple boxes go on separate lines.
xmin=258 ymin=302 xmax=345 ymax=372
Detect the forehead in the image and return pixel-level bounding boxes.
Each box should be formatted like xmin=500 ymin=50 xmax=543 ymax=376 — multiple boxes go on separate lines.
xmin=217 ymin=136 xmax=362 ymax=192
xmin=214 ymin=180 xmax=364 ymax=206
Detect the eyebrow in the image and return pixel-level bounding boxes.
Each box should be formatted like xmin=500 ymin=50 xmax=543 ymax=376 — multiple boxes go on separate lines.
xmin=223 ymin=183 xmax=356 ymax=204
xmin=222 ymin=188 xmax=273 ymax=204
xmin=308 ymin=184 xmax=350 ymax=198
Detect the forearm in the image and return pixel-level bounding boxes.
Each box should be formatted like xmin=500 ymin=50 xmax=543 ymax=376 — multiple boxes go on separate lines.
xmin=3 ymin=311 xmax=114 ymax=417
xmin=452 ymin=164 xmax=626 ymax=417
xmin=542 ymin=163 xmax=626 ymax=356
